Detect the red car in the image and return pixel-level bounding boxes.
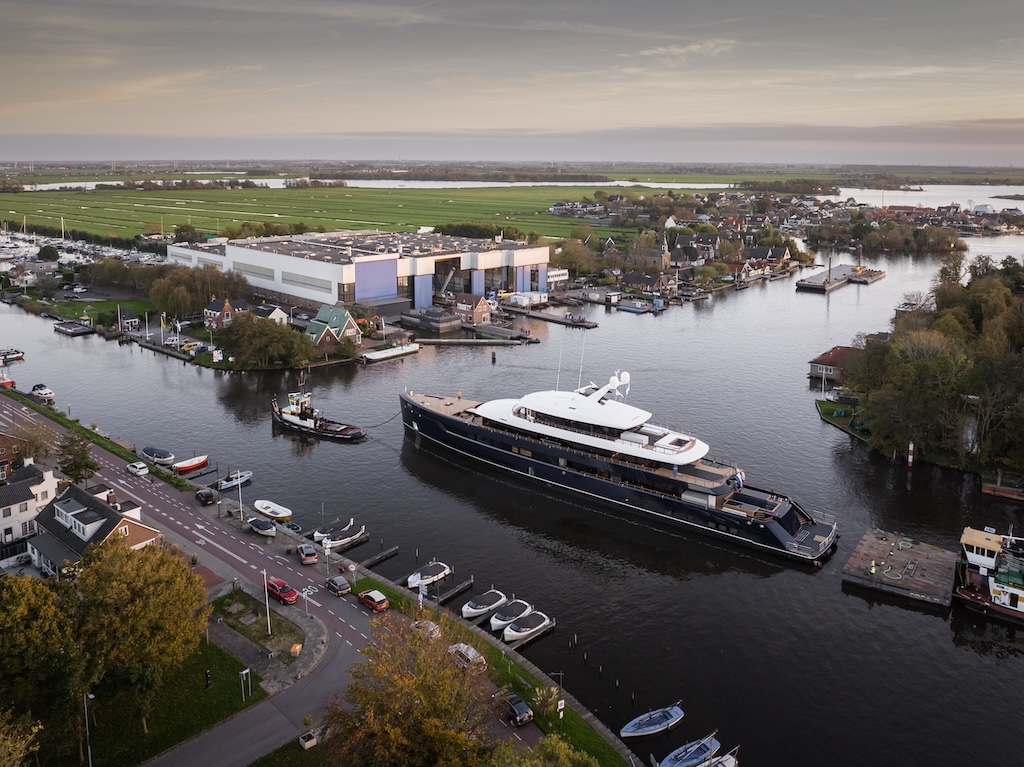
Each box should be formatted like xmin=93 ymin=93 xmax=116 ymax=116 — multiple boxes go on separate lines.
xmin=357 ymin=589 xmax=389 ymax=612
xmin=267 ymin=577 xmax=298 ymax=605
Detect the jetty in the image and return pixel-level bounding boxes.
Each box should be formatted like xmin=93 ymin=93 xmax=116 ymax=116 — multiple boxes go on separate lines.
xmin=360 ymin=342 xmax=420 ymax=363
xmin=841 ymin=529 xmax=958 ymax=607
xmin=796 ymin=264 xmax=886 ymax=293
xmin=53 ymin=320 xmax=96 ymax=337
xmin=980 ymin=471 xmax=1024 ymax=502
xmin=500 ymin=304 xmax=598 ymax=329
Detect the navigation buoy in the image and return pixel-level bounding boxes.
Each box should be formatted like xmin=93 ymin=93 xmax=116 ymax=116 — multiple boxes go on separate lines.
xmin=908 ymin=441 xmax=915 ymax=467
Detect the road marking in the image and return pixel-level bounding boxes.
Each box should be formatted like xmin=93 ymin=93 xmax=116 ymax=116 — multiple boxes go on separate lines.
xmin=191 ymin=527 xmax=248 ymax=564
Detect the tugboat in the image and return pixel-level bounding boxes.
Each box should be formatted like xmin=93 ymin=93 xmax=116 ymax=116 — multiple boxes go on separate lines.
xmin=955 ymin=526 xmax=1024 ymax=627
xmin=272 ymin=389 xmax=365 ymax=441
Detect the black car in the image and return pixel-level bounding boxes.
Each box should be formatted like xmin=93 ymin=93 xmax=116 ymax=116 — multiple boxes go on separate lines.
xmin=195 ymin=487 xmax=217 ymax=506
xmin=325 ymin=575 xmax=351 ymax=596
xmin=500 ymin=693 xmax=534 ymax=726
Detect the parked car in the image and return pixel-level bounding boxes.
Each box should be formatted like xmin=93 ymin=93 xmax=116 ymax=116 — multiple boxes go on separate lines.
xmin=267 ymin=577 xmax=298 ymax=605
xmin=297 ymin=543 xmax=318 ymax=565
xmin=126 ymin=461 xmax=149 ymax=477
xmin=448 ymin=642 xmax=486 ymax=672
xmin=195 ymin=487 xmax=216 ymax=506
xmin=357 ymin=589 xmax=389 ymax=612
xmin=181 ymin=341 xmax=201 ymax=353
xmin=73 ymin=285 xmax=88 ymax=294
xmin=163 ymin=336 xmax=180 ymax=347
xmin=496 ymin=691 xmax=534 ymax=726
xmin=325 ymin=575 xmax=351 ymax=596
xmin=189 ymin=344 xmax=209 ymax=356
xmin=295 ymin=313 xmax=311 ymax=322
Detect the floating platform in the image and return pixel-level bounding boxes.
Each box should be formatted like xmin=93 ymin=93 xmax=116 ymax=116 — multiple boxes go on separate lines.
xmin=53 ymin=321 xmax=96 ymax=336
xmin=841 ymin=529 xmax=958 ymax=607
xmin=500 ymin=304 xmax=598 ymax=329
xmin=796 ymin=264 xmax=886 ymax=293
xmin=360 ymin=343 xmax=420 ymax=363
xmin=359 ymin=545 xmax=399 ymax=568
xmin=980 ymin=472 xmax=1024 ymax=502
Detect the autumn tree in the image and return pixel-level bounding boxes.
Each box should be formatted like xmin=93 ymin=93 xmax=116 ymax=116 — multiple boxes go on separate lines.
xmin=10 ymin=419 xmax=56 ymax=461
xmin=0 ymin=706 xmax=43 ymax=767
xmin=57 ymin=430 xmax=99 ymax=485
xmin=321 ymin=613 xmax=496 ymax=767
xmin=487 ymin=735 xmax=600 ymax=767
xmin=222 ymin=312 xmax=316 ymax=369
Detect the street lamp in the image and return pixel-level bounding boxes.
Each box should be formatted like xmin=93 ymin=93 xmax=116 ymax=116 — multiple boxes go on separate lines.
xmin=262 ymin=569 xmax=272 ymax=636
xmin=83 ymin=692 xmax=95 ymax=767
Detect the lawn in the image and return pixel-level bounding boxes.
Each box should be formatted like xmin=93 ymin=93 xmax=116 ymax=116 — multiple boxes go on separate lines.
xmin=89 ymin=640 xmax=267 ymax=767
xmin=212 ymin=590 xmax=306 ymax=663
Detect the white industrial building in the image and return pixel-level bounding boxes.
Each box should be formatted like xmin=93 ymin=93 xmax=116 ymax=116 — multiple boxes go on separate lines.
xmin=167 ymin=231 xmax=550 ymax=314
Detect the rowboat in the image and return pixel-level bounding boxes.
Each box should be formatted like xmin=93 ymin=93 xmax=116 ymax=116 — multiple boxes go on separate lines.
xmin=620 ymin=701 xmax=684 ymax=738
xmin=312 ymin=518 xmax=354 ymax=542
xmin=253 ymin=499 xmax=292 ymax=522
xmin=171 ymin=454 xmax=209 ymax=474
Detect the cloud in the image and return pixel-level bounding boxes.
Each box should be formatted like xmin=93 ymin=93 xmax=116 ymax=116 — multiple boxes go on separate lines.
xmin=626 ymin=39 xmax=737 ymax=62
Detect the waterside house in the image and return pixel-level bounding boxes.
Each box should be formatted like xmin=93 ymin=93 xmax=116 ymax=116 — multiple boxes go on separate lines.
xmin=305 ymin=305 xmax=362 ymax=352
xmin=808 ymin=345 xmax=855 ymax=384
xmin=204 ymin=297 xmax=249 ymax=331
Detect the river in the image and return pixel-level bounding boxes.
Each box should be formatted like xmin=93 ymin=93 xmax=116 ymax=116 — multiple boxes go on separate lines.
xmin=4 ymin=237 xmax=1024 ymax=765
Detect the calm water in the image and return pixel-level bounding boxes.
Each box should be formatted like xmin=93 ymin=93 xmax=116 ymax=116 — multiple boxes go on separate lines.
xmin=4 ymin=239 xmax=1024 ymax=765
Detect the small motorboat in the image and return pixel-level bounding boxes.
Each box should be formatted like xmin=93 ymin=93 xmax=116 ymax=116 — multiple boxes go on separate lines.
xmin=462 ymin=588 xmax=508 ymax=620
xmin=502 ymin=611 xmax=554 ymax=643
xmin=171 ymin=454 xmax=209 ymax=474
xmin=253 ymin=499 xmax=292 ymax=522
xmin=284 ymin=521 xmax=302 ymax=534
xmin=620 ymin=701 xmax=684 ymax=739
xmin=489 ymin=599 xmax=533 ymax=632
xmin=654 ymin=731 xmax=720 ymax=767
xmin=215 ymin=470 xmax=253 ymax=491
xmin=0 ymin=370 xmax=14 ymax=389
xmin=407 ymin=560 xmax=452 ymax=588
xmin=141 ymin=446 xmax=175 ymax=465
xmin=246 ymin=516 xmax=276 ymax=538
xmin=323 ymin=525 xmax=366 ymax=550
xmin=31 ymin=383 xmax=55 ymax=400
xmin=171 ymin=454 xmax=208 ymax=473
xmin=312 ymin=518 xmax=353 ymax=542
xmin=0 ymin=348 xmax=25 ymax=363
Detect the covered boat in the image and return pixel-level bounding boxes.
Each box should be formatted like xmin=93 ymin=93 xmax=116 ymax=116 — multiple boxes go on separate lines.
xmin=254 ymin=499 xmax=292 ymax=522
xmin=313 ymin=518 xmax=353 ymax=542
xmin=215 ymin=470 xmax=253 ymax=491
xmin=502 ymin=611 xmax=553 ymax=643
xmin=141 ymin=446 xmax=175 ymax=465
xmin=323 ymin=525 xmax=366 ymax=550
xmin=620 ymin=701 xmax=684 ymax=739
xmin=655 ymin=731 xmax=720 ymax=767
xmin=400 ymin=370 xmax=837 ymax=564
xmin=272 ymin=390 xmax=366 ymax=441
xmin=172 ymin=454 xmax=209 ymax=473
xmin=407 ymin=560 xmax=452 ymax=588
xmin=489 ymin=599 xmax=533 ymax=632
xmin=0 ymin=348 xmax=25 ymax=363
xmin=462 ymin=588 xmax=508 ymax=619
xmin=246 ymin=516 xmax=276 ymax=538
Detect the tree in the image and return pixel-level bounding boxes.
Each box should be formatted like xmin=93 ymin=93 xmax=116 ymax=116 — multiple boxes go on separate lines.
xmin=321 ymin=613 xmax=496 ymax=767
xmin=487 ymin=735 xmax=599 ymax=767
xmin=57 ymin=431 xmax=99 ymax=485
xmin=37 ymin=245 xmax=60 ymax=261
xmin=0 ymin=706 xmax=42 ymax=767
xmin=10 ymin=419 xmax=57 ymax=461
xmin=36 ymin=274 xmax=59 ymax=299
xmin=222 ymin=313 xmax=316 ymax=369
xmin=76 ymin=538 xmax=211 ymax=734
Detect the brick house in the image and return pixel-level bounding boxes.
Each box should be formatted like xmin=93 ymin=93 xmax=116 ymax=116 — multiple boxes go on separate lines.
xmin=808 ymin=345 xmax=855 ymax=384
xmin=204 ymin=297 xmax=249 ymax=331
xmin=451 ymin=293 xmax=490 ymax=326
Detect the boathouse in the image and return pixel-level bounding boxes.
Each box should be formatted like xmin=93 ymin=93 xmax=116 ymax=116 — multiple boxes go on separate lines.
xmin=808 ymin=345 xmax=855 ymax=384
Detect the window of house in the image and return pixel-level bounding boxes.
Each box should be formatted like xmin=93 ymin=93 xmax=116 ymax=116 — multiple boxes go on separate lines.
xmin=120 ymin=526 xmax=130 ymax=537
xmin=21 ymin=520 xmax=34 ymax=537
xmin=41 ymin=490 xmax=48 ymax=500
xmin=3 ymin=527 xmax=12 ymax=541
xmin=2 ymin=508 xmax=10 ymax=518
xmin=19 ymin=502 xmax=28 ymax=513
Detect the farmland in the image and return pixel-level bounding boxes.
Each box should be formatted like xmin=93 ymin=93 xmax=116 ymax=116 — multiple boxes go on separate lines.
xmin=0 ymin=185 xmax=651 ymax=242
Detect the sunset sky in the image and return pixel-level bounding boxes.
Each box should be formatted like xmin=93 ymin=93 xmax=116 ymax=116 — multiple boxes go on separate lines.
xmin=4 ymin=0 xmax=1023 ymax=164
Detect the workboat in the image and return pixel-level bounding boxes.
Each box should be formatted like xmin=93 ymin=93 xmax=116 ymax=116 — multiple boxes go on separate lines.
xmin=489 ymin=599 xmax=533 ymax=632
xmin=400 ymin=370 xmax=837 ymax=564
xmin=246 ymin=516 xmax=277 ymax=538
xmin=620 ymin=701 xmax=685 ymax=739
xmin=407 ymin=560 xmax=452 ymax=588
xmin=140 ymin=446 xmax=175 ymax=465
xmin=272 ymin=390 xmax=366 ymax=441
xmin=322 ymin=525 xmax=366 ymax=550
xmin=312 ymin=518 xmax=353 ymax=543
xmin=955 ymin=526 xmax=1024 ymax=627
xmin=654 ymin=731 xmax=720 ymax=767
xmin=171 ymin=454 xmax=209 ymax=474
xmin=462 ymin=588 xmax=508 ymax=619
xmin=215 ymin=470 xmax=253 ymax=491
xmin=502 ymin=610 xmax=553 ymax=643
xmin=253 ymin=499 xmax=292 ymax=522
xmin=0 ymin=348 xmax=25 ymax=363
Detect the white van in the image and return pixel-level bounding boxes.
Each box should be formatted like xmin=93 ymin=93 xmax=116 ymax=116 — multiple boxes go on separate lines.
xmin=447 ymin=643 xmax=486 ymax=672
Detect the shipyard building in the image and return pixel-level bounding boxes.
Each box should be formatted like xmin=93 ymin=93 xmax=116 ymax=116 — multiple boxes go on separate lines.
xmin=167 ymin=231 xmax=550 ymax=314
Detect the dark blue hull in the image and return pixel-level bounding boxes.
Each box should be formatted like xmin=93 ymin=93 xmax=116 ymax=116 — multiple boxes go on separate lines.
xmin=400 ymin=393 xmax=837 ymax=563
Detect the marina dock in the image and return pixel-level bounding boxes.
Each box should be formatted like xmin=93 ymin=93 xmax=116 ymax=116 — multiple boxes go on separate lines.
xmin=796 ymin=264 xmax=886 ymax=293
xmin=841 ymin=529 xmax=958 ymax=607
xmin=500 ymin=304 xmax=598 ymax=329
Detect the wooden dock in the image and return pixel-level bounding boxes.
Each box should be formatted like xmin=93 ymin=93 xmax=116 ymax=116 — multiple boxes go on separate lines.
xmin=841 ymin=529 xmax=958 ymax=607
xmin=500 ymin=304 xmax=598 ymax=329
xmin=357 ymin=544 xmax=397 ymax=568
xmin=416 ymin=338 xmax=521 ymax=346
xmin=796 ymin=264 xmax=886 ymax=293
xmin=980 ymin=471 xmax=1024 ymax=502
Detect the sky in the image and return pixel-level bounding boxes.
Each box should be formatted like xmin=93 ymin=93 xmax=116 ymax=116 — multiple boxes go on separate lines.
xmin=3 ymin=0 xmax=1024 ymax=165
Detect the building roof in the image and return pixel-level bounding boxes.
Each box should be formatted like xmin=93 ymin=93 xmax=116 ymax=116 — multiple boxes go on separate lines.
xmin=808 ymin=345 xmax=855 ymax=367
xmin=0 ymin=463 xmax=43 ymax=508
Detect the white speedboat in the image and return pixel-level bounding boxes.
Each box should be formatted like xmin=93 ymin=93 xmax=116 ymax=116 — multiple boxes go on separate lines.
xmin=462 ymin=588 xmax=508 ymax=619
xmin=655 ymin=731 xmax=720 ymax=767
xmin=620 ymin=700 xmax=684 ymax=738
xmin=489 ymin=598 xmax=533 ymax=632
xmin=141 ymin=446 xmax=175 ymax=465
xmin=246 ymin=516 xmax=277 ymax=538
xmin=253 ymin=499 xmax=292 ymax=522
xmin=323 ymin=525 xmax=366 ymax=550
xmin=215 ymin=470 xmax=253 ymax=491
xmin=407 ymin=560 xmax=452 ymax=588
xmin=31 ymin=383 xmax=55 ymax=399
xmin=502 ymin=610 xmax=553 ymax=643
